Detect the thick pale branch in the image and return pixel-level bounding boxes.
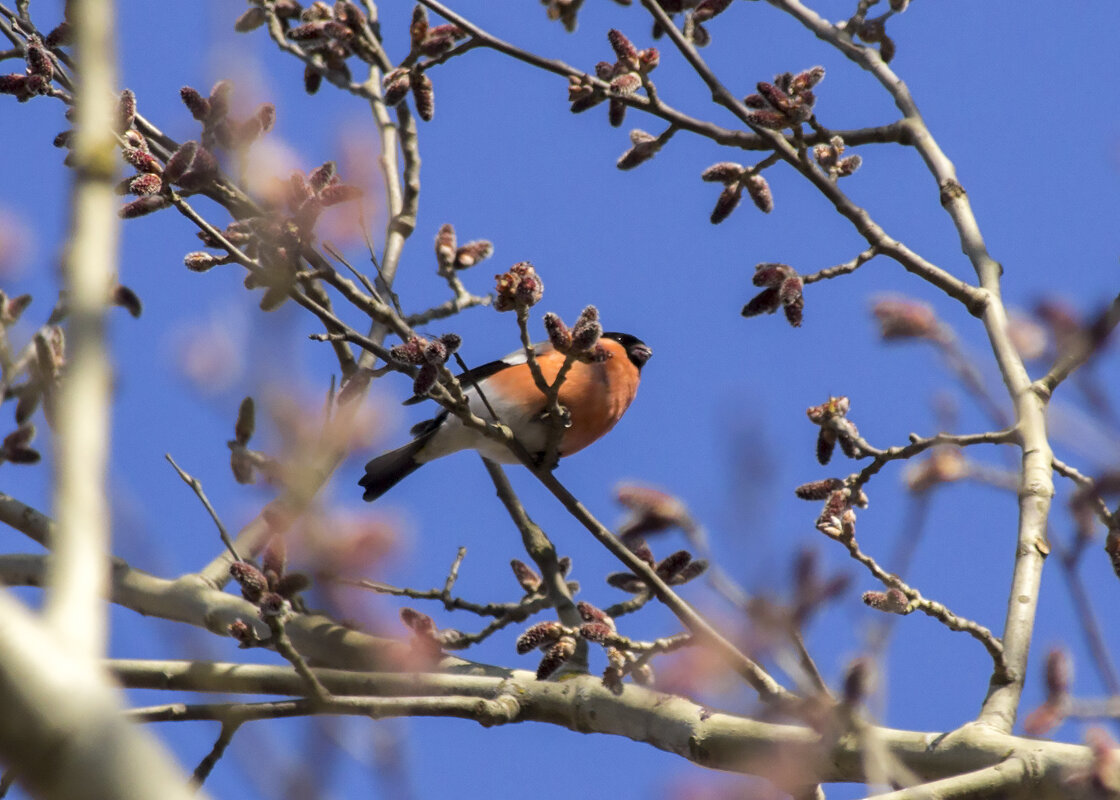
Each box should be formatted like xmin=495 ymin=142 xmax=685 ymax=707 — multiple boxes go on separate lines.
xmin=109 ymin=658 xmax=1092 ymax=795
xmin=45 ymin=0 xmax=118 ymax=661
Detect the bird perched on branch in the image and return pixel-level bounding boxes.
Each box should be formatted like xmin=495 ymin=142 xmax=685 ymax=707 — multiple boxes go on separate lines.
xmin=359 ymin=331 xmax=652 ymax=501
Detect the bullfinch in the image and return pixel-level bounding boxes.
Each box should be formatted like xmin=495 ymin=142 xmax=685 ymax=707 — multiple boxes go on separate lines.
xmin=359 ymin=332 xmax=651 ymax=501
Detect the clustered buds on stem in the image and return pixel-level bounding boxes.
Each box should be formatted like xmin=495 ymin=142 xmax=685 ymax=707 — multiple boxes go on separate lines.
xmin=542 ymin=306 xmax=606 ymax=362
xmin=398 ymin=607 xmax=464 ymax=662
xmin=743 ymin=66 xmax=824 ymax=130
xmin=494 ymin=262 xmax=544 ymax=312
xmin=616 ymin=129 xmax=665 ymax=171
xmin=854 ymin=16 xmax=897 ymax=63
xmin=700 ymin=162 xmax=774 ymax=223
xmin=237 ymin=1 xmax=386 ymax=96
xmin=434 ymin=223 xmax=494 ymax=271
xmin=0 ymin=35 xmax=55 ymax=103
xmin=227 ymin=395 xmax=279 ymax=484
xmin=805 ymin=395 xmax=861 ymax=464
xmin=862 ymin=587 xmax=909 ymax=614
xmin=741 ymin=262 xmax=803 ymax=327
xmin=606 ymin=537 xmax=707 ymax=594
xmin=226 ymin=539 xmax=311 ymax=645
xmin=813 ymin=135 xmax=862 ymax=179
xmin=569 ymin=29 xmax=658 ymax=127
xmin=390 ymin=333 xmax=462 ymax=396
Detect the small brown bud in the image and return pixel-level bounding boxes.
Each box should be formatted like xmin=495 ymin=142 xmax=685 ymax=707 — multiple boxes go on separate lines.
xmin=304 ymin=65 xmax=323 ymax=95
xmin=230 ymin=561 xmax=268 ymax=603
xmin=235 ymin=396 xmax=255 ymax=445
xmin=607 ymin=28 xmax=637 ymax=60
xmin=116 ymin=89 xmax=136 ymax=134
xmin=510 ymin=559 xmax=542 ymax=593
xmin=692 ymin=0 xmax=732 ymax=23
xmin=25 ymin=41 xmax=52 ymax=81
xmin=745 ymin=173 xmax=773 ymax=213
xmin=400 ymin=606 xmax=436 ymax=635
xmin=543 ymin=313 xmax=572 ymax=351
xmin=228 ymin=619 xmax=256 ymax=645
xmin=122 ymin=147 xmax=163 ymax=175
xmin=453 ymin=240 xmax=493 ymax=269
xmin=1044 ymin=648 xmax=1072 ymax=700
xmin=746 ymin=110 xmax=788 ymax=130
xmin=112 ymin=285 xmax=143 ymax=318
xmin=120 ymin=195 xmax=171 ymax=219
xmin=411 ymin=363 xmax=438 ymax=397
xmin=409 ymin=4 xmax=429 ymax=47
xmin=127 ymin=173 xmax=162 ymax=196
xmin=516 ymin=621 xmax=564 ymax=654
xmin=606 ymin=572 xmax=647 ymax=593
xmin=608 ymin=97 xmax=626 ymax=127
xmin=862 ymin=587 xmax=909 ymax=614
xmin=570 ymin=305 xmax=602 ymax=351
xmin=45 ymin=22 xmax=72 ymax=48
xmin=609 ymin=71 xmax=642 ymax=96
xmin=710 ymin=182 xmax=742 ymax=224
xmin=235 ymin=6 xmax=268 ymax=32
xmin=411 ymin=72 xmax=434 ymax=121
xmin=537 ymin=636 xmax=577 ymax=680
xmin=184 ymin=251 xmax=224 ymax=272
xmin=795 ymin=478 xmax=844 ymax=500
xmin=435 ymin=222 xmax=456 ymax=265
xmin=580 ymin=622 xmax=614 ymax=643
xmin=180 ymin=86 xmax=211 ymax=121
xmin=701 ymin=162 xmax=743 ymax=183
xmin=383 ymin=68 xmax=411 ymax=106
xmin=843 ymin=657 xmax=874 ymax=705
xmin=872 ymin=297 xmax=943 ymax=341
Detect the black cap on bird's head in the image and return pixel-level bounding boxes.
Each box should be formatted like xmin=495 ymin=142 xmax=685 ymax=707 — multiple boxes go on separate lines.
xmin=603 ymin=332 xmax=652 ymax=370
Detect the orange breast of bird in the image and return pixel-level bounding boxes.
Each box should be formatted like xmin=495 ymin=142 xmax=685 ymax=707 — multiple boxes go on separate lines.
xmin=483 ymin=339 xmax=640 ymax=457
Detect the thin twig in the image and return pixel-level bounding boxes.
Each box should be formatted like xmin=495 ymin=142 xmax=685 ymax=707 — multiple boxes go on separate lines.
xmin=191 ymin=720 xmax=241 ymax=790
xmin=165 ymin=454 xmax=240 ymax=564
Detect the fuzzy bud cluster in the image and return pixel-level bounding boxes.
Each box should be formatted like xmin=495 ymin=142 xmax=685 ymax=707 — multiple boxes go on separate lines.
xmin=741 ymin=262 xmax=803 ymax=327
xmin=805 ymin=480 xmax=867 ymax=542
xmin=854 ymin=17 xmax=896 ymax=63
xmin=743 ymin=66 xmax=824 ymax=130
xmin=606 ymin=539 xmax=707 ymax=594
xmin=862 ymin=587 xmax=910 ymax=614
xmin=813 ymin=135 xmax=862 ymax=179
xmin=700 ymin=162 xmax=774 ymax=224
xmin=0 ymin=36 xmax=55 ymax=103
xmin=434 ymin=223 xmax=494 ymax=271
xmin=391 ymin=333 xmax=461 ymax=396
xmin=616 ymin=129 xmax=665 ymax=171
xmin=227 ymin=539 xmax=310 ymax=635
xmin=1 ymin=423 xmax=40 ymax=465
xmin=510 ymin=559 xmax=543 ymax=594
xmin=542 ymin=306 xmax=605 ymax=362
xmin=494 ymin=262 xmax=544 ymax=312
xmin=570 ymin=29 xmax=658 ymax=127
xmin=806 ymin=395 xmax=862 ymax=464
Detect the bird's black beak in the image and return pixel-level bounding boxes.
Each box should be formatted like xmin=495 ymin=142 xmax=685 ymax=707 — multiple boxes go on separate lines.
xmin=628 ymin=342 xmax=652 ymax=369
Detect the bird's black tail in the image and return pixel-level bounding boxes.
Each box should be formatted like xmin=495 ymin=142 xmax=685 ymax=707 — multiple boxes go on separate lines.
xmin=359 ymin=439 xmax=426 ymax=501
xmin=359 ymin=418 xmax=441 ymax=501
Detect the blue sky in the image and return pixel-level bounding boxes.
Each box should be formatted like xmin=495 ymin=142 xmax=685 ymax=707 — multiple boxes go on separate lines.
xmin=2 ymin=1 xmax=1119 ymax=798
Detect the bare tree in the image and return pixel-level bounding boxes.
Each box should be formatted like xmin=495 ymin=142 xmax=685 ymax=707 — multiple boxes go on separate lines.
xmin=0 ymin=1 xmax=1118 ymax=798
